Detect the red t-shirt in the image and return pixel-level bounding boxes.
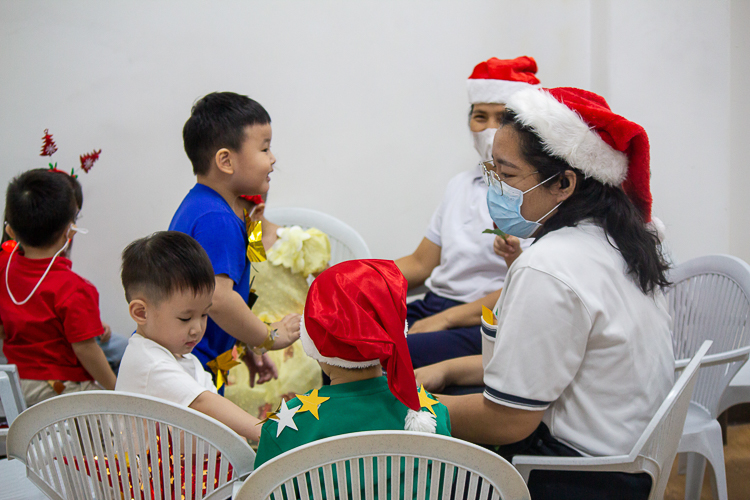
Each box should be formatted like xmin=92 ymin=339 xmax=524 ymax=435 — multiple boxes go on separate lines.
xmin=0 ymin=249 xmax=104 ymax=381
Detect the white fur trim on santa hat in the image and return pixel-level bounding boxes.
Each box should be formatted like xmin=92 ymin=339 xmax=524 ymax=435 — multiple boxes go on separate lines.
xmin=647 ymin=216 xmax=666 ymax=242
xmin=467 ymin=79 xmax=539 ymax=105
xmin=505 ymin=88 xmax=628 ymax=186
xmin=300 ymin=317 xmax=381 ymax=369
xmin=405 ymin=409 xmax=437 ymax=433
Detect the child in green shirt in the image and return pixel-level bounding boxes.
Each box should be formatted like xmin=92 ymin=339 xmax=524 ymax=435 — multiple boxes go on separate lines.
xmin=255 ymin=259 xmax=451 ymax=472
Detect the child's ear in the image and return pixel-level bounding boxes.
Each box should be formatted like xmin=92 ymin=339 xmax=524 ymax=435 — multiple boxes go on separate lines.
xmin=128 ymin=299 xmax=148 ymax=325
xmin=4 ymin=224 xmax=16 ymax=240
xmin=251 ymin=202 xmax=266 ymax=221
xmin=215 ymin=148 xmax=234 ymax=175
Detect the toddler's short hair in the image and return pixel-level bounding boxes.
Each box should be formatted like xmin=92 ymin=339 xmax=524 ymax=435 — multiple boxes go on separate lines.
xmin=121 ymin=231 xmax=215 ymax=304
xmin=183 ymin=92 xmax=271 ymax=176
xmin=5 ymin=168 xmax=77 ymax=248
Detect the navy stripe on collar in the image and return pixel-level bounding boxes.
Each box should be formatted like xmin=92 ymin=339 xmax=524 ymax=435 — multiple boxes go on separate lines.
xmin=484 ymin=386 xmax=550 ymax=409
xmin=480 ymin=323 xmax=497 ymax=339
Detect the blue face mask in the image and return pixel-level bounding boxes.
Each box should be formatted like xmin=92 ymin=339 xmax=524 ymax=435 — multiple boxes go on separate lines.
xmin=486 ymin=174 xmax=561 ymax=238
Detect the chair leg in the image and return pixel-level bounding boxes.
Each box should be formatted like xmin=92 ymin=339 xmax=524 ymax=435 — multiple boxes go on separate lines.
xmin=678 ymin=452 xmax=687 ymax=475
xmin=704 ymin=443 xmax=728 ymax=500
xmin=684 ymin=453 xmax=707 ymax=500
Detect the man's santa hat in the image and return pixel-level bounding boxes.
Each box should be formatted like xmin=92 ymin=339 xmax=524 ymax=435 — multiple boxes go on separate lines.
xmin=300 ymin=259 xmax=436 ymax=433
xmin=505 ymin=87 xmax=655 ymax=223
xmin=466 ymin=56 xmax=541 ymax=105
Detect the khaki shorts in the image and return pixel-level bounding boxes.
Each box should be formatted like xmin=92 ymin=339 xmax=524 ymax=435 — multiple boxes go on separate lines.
xmin=20 ymin=379 xmax=100 ymax=407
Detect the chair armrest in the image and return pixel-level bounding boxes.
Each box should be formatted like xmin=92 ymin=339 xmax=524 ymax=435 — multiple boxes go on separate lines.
xmin=674 ymin=345 xmax=750 ymax=369
xmin=512 ymin=454 xmax=635 ymax=483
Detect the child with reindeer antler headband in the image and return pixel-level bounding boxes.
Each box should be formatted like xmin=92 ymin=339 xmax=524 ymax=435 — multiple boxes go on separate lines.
xmin=0 ymin=130 xmax=116 ymax=406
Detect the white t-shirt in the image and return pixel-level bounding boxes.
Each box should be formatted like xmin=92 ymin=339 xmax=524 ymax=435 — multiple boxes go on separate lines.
xmin=115 ymin=333 xmax=217 ymax=407
xmin=482 ymin=222 xmax=674 ymax=456
xmin=425 ymin=166 xmax=531 ymax=303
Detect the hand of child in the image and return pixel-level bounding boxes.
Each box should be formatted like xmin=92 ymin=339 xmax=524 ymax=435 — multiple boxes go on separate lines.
xmin=244 ymin=352 xmax=279 ymax=388
xmin=271 ymin=313 xmax=301 ymax=349
xmin=408 ymin=313 xmax=450 ymax=334
xmin=493 ymin=235 xmax=523 ymax=267
xmin=415 ymin=364 xmax=448 ymax=394
xmin=99 ymin=321 xmax=112 ymax=343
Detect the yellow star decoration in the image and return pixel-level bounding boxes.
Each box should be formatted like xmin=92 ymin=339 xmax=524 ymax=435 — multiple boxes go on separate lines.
xmin=418 ymin=385 xmax=439 ymax=417
xmin=295 ymin=389 xmax=330 ymax=420
xmin=256 ymin=412 xmax=278 ymax=426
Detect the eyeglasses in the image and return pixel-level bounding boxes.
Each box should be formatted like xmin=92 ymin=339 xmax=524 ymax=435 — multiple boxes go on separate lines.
xmin=480 ymin=160 xmax=503 ymax=192
xmin=481 ymin=161 xmax=541 ymax=195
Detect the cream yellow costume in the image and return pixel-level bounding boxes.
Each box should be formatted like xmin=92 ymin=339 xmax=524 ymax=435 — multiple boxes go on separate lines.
xmin=225 ymin=226 xmax=329 ymax=418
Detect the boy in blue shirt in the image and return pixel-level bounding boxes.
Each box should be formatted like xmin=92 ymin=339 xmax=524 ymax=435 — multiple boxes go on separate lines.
xmin=170 ymin=92 xmax=300 ymax=388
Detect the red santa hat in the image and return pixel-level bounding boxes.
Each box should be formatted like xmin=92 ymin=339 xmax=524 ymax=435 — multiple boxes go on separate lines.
xmin=505 ymin=87 xmax=653 ymax=222
xmin=301 ymin=259 xmax=437 ymax=432
xmin=466 ymin=56 xmax=541 ymax=105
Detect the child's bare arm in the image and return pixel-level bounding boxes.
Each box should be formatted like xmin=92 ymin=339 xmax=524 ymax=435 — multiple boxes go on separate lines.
xmin=71 ymin=338 xmax=116 ymax=390
xmin=0 ymin=324 xmax=4 ymax=340
xmin=190 ymin=390 xmax=262 ymax=442
xmin=210 ymin=275 xmax=299 ymax=349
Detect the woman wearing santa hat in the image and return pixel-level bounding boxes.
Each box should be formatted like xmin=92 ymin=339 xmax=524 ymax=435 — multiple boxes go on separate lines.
xmin=396 ymin=56 xmax=538 ymax=370
xmin=416 ymin=87 xmax=674 ymax=498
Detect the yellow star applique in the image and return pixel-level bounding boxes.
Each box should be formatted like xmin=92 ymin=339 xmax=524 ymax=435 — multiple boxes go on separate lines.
xmin=256 ymin=412 xmax=278 ymax=426
xmin=418 ymin=385 xmax=439 ymax=417
xmin=295 ymin=389 xmax=330 ymax=420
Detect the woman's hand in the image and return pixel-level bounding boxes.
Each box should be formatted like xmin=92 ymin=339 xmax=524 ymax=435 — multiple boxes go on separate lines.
xmin=408 ymin=313 xmax=450 ymax=334
xmin=493 ymin=235 xmax=523 ymax=267
xmin=415 ymin=364 xmax=449 ymax=393
xmin=271 ymin=313 xmax=301 ymax=349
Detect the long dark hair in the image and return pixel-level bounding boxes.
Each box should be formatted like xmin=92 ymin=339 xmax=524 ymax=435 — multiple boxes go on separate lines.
xmin=502 ymin=110 xmax=670 ymax=295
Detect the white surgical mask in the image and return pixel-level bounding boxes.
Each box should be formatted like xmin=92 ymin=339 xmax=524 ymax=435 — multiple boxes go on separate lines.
xmin=472 ymin=128 xmax=498 ymax=162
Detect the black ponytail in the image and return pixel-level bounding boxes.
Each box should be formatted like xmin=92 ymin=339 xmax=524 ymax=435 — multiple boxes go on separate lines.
xmin=502 ymin=110 xmax=670 ymax=295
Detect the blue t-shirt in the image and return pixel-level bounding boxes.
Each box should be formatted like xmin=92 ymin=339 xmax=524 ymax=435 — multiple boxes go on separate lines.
xmin=169 ymin=183 xmax=250 ymax=368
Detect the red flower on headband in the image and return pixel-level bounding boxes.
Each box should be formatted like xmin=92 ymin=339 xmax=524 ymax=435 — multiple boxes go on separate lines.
xmin=240 ymin=195 xmax=263 ymax=205
xmin=40 ymin=129 xmax=58 ymax=156
xmin=79 ymin=149 xmax=101 ymax=173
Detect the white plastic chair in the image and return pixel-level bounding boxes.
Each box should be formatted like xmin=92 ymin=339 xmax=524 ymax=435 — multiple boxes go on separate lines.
xmin=0 ymin=364 xmax=26 ymax=457
xmin=264 ymin=207 xmax=371 ymax=265
xmin=666 ymin=254 xmax=750 ymax=500
xmin=718 ymin=361 xmax=750 ymax=416
xmin=6 ymin=391 xmax=256 ymax=500
xmin=236 ymin=430 xmax=531 ymax=500
xmin=512 ymin=340 xmax=712 ymax=500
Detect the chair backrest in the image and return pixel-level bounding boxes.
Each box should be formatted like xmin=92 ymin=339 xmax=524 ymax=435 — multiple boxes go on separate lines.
xmin=6 ymin=391 xmax=255 ymax=500
xmin=264 ymin=207 xmax=372 ymax=265
xmin=0 ymin=364 xmax=26 ymax=424
xmin=631 ymin=340 xmax=711 ymax=500
xmin=0 ymin=364 xmax=26 ymax=457
xmin=236 ymin=430 xmax=530 ymax=500
xmin=666 ymin=254 xmax=750 ymax=417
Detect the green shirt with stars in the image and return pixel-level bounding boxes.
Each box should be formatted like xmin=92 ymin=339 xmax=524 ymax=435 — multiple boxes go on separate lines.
xmin=254 ymin=376 xmax=451 ymax=468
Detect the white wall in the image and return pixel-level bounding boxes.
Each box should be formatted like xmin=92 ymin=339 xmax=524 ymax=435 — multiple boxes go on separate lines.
xmin=730 ymin=0 xmax=750 ymax=264
xmin=1 ymin=1 xmax=746 ymax=336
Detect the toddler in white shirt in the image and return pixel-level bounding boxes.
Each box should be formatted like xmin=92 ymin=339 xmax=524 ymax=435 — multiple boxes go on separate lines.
xmin=116 ymin=230 xmax=261 ymax=442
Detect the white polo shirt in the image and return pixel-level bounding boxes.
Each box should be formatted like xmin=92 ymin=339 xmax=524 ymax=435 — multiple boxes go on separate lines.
xmin=425 ymin=165 xmax=531 ymax=303
xmin=115 ymin=333 xmax=217 ymax=407
xmin=482 ymin=222 xmax=674 ymax=456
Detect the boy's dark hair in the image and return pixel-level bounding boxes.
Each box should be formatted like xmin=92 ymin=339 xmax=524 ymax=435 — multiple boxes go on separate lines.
xmin=5 ymin=168 xmax=77 ymax=248
xmin=54 ymin=171 xmax=83 ymax=209
xmin=121 ymin=231 xmax=215 ymax=303
xmin=183 ymin=92 xmax=271 ymax=176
